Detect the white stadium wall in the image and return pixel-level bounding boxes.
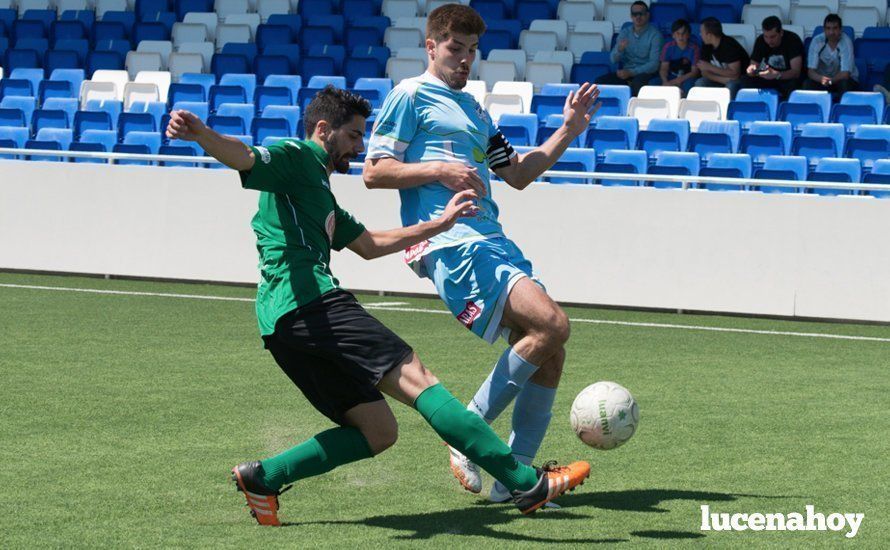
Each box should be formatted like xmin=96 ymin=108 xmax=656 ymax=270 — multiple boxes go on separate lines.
xmin=2 ymin=161 xmax=890 ymax=323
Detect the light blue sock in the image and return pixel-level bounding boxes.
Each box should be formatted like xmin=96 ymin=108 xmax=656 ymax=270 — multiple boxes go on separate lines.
xmin=467 ymin=348 xmax=539 ymax=423
xmin=492 ymin=381 xmax=557 ymax=496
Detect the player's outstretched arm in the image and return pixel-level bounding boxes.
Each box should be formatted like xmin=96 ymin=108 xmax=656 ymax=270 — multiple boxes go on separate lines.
xmin=494 ymin=83 xmax=600 ymax=191
xmin=364 ymin=157 xmax=488 ymax=196
xmin=346 ymin=190 xmax=479 ymax=260
xmin=166 ymin=110 xmax=255 ymax=171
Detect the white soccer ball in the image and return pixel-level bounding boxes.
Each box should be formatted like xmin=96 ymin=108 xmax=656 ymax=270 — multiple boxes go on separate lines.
xmin=570 ymin=381 xmax=639 ymax=450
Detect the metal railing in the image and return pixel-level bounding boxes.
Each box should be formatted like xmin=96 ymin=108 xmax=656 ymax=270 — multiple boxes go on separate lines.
xmin=2 ymin=147 xmax=887 ymax=194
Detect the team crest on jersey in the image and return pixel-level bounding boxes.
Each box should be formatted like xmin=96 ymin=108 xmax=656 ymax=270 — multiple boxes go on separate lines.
xmin=256 ymin=146 xmax=271 ymax=164
xmin=457 ymin=301 xmax=482 ymax=328
xmin=474 ymin=102 xmax=491 ymax=126
xmin=325 ymin=211 xmax=336 ymax=243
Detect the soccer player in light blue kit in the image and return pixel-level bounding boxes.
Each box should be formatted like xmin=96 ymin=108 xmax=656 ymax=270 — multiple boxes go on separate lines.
xmin=364 ymin=4 xmax=599 ymax=503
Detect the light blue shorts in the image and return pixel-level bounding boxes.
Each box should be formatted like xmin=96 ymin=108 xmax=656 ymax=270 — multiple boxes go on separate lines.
xmin=422 ymin=237 xmax=542 ymax=344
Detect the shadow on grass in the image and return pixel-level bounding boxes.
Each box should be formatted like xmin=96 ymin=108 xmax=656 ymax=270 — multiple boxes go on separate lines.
xmin=283 ymin=488 xmax=787 ymax=543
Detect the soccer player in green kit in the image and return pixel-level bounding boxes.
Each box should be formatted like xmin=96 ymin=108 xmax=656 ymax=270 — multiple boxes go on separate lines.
xmin=165 ymin=87 xmax=590 ymax=526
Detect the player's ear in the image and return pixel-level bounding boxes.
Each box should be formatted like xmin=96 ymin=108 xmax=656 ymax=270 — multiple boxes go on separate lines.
xmin=314 ymin=120 xmax=330 ymax=140
xmin=425 ymin=38 xmax=436 ymax=60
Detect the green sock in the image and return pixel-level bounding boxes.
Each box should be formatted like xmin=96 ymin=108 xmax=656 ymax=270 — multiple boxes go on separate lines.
xmin=414 ymin=383 xmax=538 ymax=492
xmin=260 ymin=426 xmax=373 ymax=491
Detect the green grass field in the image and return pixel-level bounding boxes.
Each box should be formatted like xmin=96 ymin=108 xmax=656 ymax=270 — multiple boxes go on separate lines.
xmin=1 ymin=271 xmax=888 ymax=548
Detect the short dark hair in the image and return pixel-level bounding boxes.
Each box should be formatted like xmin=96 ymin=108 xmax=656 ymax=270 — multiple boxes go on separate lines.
xmin=303 ymin=86 xmax=372 ymax=137
xmin=762 ymin=15 xmax=782 ymax=33
xmin=700 ymin=17 xmax=723 ymax=37
xmin=426 ymin=4 xmax=486 ymax=42
xmin=671 ymin=18 xmax=690 ymax=34
xmin=823 ymin=13 xmax=842 ymax=27
xmin=631 ymin=0 xmax=648 ymax=12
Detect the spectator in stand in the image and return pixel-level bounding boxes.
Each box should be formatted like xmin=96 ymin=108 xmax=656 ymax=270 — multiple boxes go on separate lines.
xmin=738 ymin=16 xmax=803 ymax=100
xmin=596 ymin=1 xmax=664 ymax=96
xmin=876 ymin=65 xmax=890 ymax=104
xmin=658 ymin=19 xmax=700 ymax=96
xmin=695 ymin=17 xmax=748 ymax=98
xmin=803 ymin=14 xmax=857 ymax=99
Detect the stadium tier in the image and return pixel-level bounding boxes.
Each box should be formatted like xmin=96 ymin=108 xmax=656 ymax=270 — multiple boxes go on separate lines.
xmin=0 ymin=0 xmax=888 ymax=190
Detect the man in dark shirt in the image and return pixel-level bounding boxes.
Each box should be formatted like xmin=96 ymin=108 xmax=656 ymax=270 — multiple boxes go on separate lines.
xmin=739 ymin=16 xmax=804 ymax=99
xmin=695 ymin=17 xmax=749 ymax=98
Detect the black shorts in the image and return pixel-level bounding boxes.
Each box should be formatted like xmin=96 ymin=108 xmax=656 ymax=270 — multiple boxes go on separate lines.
xmin=263 ymin=289 xmax=414 ymax=425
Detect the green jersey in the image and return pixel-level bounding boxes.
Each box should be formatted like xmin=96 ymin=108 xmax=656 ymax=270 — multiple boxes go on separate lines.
xmin=239 ymin=139 xmax=366 ymax=336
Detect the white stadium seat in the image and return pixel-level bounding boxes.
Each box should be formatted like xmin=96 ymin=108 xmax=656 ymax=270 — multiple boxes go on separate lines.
xmin=603 ymin=2 xmax=635 ymax=28
xmin=385 ymin=58 xmax=424 ymax=83
xmin=678 ymin=100 xmax=722 ymax=131
xmin=525 ymin=62 xmax=565 ymax=92
xmin=91 ymin=70 xmax=129 ymax=101
xmin=177 ymin=42 xmax=215 ymax=72
xmin=79 ymin=81 xmax=117 ymax=108
xmin=845 ymin=0 xmax=886 ymax=24
xmin=168 ymin=53 xmax=205 ymax=81
xmin=214 ymin=0 xmax=248 ymax=19
xmin=395 ymin=47 xmax=429 ymax=68
xmin=789 ymin=5 xmax=830 ymax=37
xmin=534 ymin=51 xmax=573 ymax=81
xmin=783 ymin=25 xmax=804 ymax=40
xmin=58 ymin=0 xmax=89 ymax=11
xmin=225 ymin=14 xmax=261 ymax=39
xmin=463 ymin=79 xmax=487 ymax=105
xmin=135 ymin=71 xmax=172 ymax=103
xmin=424 ymin=0 xmax=452 ymax=15
xmin=743 ymin=4 xmax=786 ymax=25
xmin=492 ymin=81 xmax=532 ymax=113
xmin=123 ymin=82 xmax=160 ymax=109
xmin=172 ymin=23 xmax=209 ymax=47
xmin=394 ymin=16 xmax=427 ymax=31
xmin=17 ymin=0 xmax=51 ymax=16
xmin=478 ymin=60 xmax=517 ymax=91
xmin=183 ymin=13 xmax=220 ymax=42
xmin=125 ymin=52 xmax=163 ymax=79
xmin=137 ymin=41 xmax=173 ymax=69
xmin=574 ymin=20 xmax=614 ymax=41
xmin=382 ymin=0 xmax=419 ymax=19
xmin=723 ymin=23 xmax=756 ymax=52
xmin=215 ymin=24 xmax=252 ymax=51
xmin=558 ymin=1 xmax=597 ymax=31
xmin=686 ymin=87 xmax=730 ymax=120
xmin=639 ymin=85 xmax=680 ymax=118
xmin=384 ymin=27 xmax=424 ymax=50
xmin=530 ymin=19 xmax=569 ymax=49
xmin=839 ymin=6 xmax=880 ymax=37
xmin=627 ymin=98 xmax=671 ymax=130
xmin=750 ymin=0 xmax=790 ymax=22
xmin=96 ymin=0 xmax=127 ymax=18
xmin=796 ymin=0 xmax=838 ymax=13
xmin=567 ymin=32 xmax=606 ymax=62
xmin=257 ymin=0 xmax=290 ymax=22
xmin=518 ymin=30 xmax=558 ymax=61
xmin=487 ymin=49 xmax=527 ymax=80
xmin=483 ymin=93 xmax=524 ymax=122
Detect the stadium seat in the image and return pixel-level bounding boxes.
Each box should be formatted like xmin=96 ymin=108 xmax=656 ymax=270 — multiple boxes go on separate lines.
xmin=38 ymin=80 xmax=74 ymax=104
xmin=92 ymin=70 xmax=129 ymax=102
xmin=483 ymin=93 xmax=524 ymax=122
xmin=32 ymin=108 xmax=70 ymax=135
xmin=0 ymin=107 xmax=27 ymax=127
xmin=209 ymin=84 xmax=247 ymax=111
xmin=168 ymin=53 xmax=205 ymax=80
xmin=181 ymin=12 xmax=218 ymax=40
xmin=0 ymin=78 xmax=35 ymax=99
xmin=170 ymin=100 xmax=209 ymax=121
xmin=211 ymin=54 xmax=250 ymax=79
xmin=251 ymin=116 xmax=291 ymax=143
xmin=566 ymin=32 xmax=606 ymax=63
xmin=10 ymin=68 xmax=44 ymax=98
xmin=525 ymin=62 xmax=564 ymax=92
xmin=838 ymin=91 xmax=884 ymax=124
xmin=845 ymin=126 xmax=890 ymax=174
xmin=218 ymin=73 xmax=256 ymax=105
xmin=160 ymin=139 xmax=201 ymax=166
xmin=179 ymin=73 xmax=215 ymax=98
xmin=639 ymin=85 xmax=681 ymax=118
xmin=627 ymin=98 xmax=671 ymax=130
xmin=1 ymin=96 xmax=38 ymax=125
xmin=749 ymin=121 xmax=793 ymax=155
xmin=808 ymin=157 xmax=861 ymax=195
xmin=0 ymin=126 xmax=30 ymax=155
xmin=253 ymin=86 xmax=290 ymax=113
xmin=25 ymin=137 xmax=65 ymax=161
xmin=864 ymin=159 xmax=890 ymax=197
xmin=119 ymin=112 xmax=156 ymax=139
xmin=124 ymin=130 xmax=161 ymax=154
xmin=180 ymin=41 xmax=216 ymax=72
xmin=262 ymin=104 xmax=300 ymax=137
xmin=546 ymin=147 xmax=597 ymax=184
xmin=798 ymin=122 xmax=845 ymax=158
xmin=530 ymin=93 xmax=565 ymax=122
xmin=216 ymin=102 xmax=254 ymax=134
xmin=487 ymin=49 xmax=527 ymax=80
xmin=353 ymin=78 xmax=391 ymax=108
xmin=678 ymin=99 xmax=722 ymax=132
xmin=123 ymin=82 xmax=161 ymax=109
xmin=735 ymin=88 xmax=779 ymax=120
xmin=73 ymin=110 xmax=113 ymax=138
xmin=648 ymin=151 xmax=700 ymax=188
xmin=68 ymin=140 xmax=109 ymax=163
xmin=386 ymin=58 xmax=424 ymax=84
xmin=597 ymin=149 xmax=647 ymax=186
xmin=592 ymin=115 xmax=637 ymax=150
xmin=535 ymin=114 xmax=584 ymax=147
xmin=756 ymin=155 xmax=807 ymax=193
xmin=168 ymin=83 xmax=206 ymax=107
xmin=647 ymin=118 xmax=690 ymax=152
xmin=50 ymin=68 xmax=85 ymax=99
xmin=497 ymin=113 xmax=538 ymax=147
xmin=637 ymin=129 xmax=681 ymax=163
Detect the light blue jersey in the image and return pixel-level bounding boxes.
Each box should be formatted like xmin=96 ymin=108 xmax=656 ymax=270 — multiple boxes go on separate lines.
xmin=367 ymin=72 xmax=516 ymax=267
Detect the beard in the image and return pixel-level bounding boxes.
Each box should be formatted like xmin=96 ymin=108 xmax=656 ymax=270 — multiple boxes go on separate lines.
xmin=325 ymin=135 xmax=354 ymax=174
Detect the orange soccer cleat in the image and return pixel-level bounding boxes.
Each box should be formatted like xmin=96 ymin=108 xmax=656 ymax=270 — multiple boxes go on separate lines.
xmin=231 ymin=461 xmax=292 ymax=526
xmin=511 ymin=460 xmax=591 ymax=515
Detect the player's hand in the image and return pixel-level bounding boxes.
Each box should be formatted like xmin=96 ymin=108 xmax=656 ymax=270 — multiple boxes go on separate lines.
xmin=618 ymin=39 xmax=628 ymax=52
xmin=437 ymin=161 xmax=487 ymax=197
xmin=166 ymin=110 xmax=207 ymax=142
xmin=616 ymin=69 xmax=632 ymax=80
xmin=438 ymin=189 xmax=480 ymax=230
xmin=562 ymin=82 xmax=601 ymax=137
xmin=821 ymin=75 xmax=832 ymax=86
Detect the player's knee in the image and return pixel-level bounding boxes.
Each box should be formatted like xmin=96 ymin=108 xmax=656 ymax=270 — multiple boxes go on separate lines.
xmin=539 ymin=308 xmax=570 ymax=348
xmin=364 ymin=420 xmax=399 ymax=455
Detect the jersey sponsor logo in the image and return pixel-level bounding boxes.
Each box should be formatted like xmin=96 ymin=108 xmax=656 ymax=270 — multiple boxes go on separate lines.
xmin=472 ymin=147 xmax=486 ymax=163
xmin=404 ymin=240 xmax=430 ymax=264
xmin=256 ymin=146 xmax=271 ymax=164
xmin=325 ymin=211 xmax=336 ymax=243
xmin=375 ymin=119 xmax=396 ymax=135
xmin=474 ymin=102 xmax=491 ymax=126
xmin=457 ymin=301 xmax=482 ymax=328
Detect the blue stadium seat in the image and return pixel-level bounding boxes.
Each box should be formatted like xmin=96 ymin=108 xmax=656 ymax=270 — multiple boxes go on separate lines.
xmin=0 ymin=79 xmax=34 ymax=99
xmin=0 ymin=107 xmax=27 ymax=127
xmin=78 ymin=128 xmax=117 ymax=153
xmin=596 ymin=150 xmax=647 ymax=186
xmin=252 ymin=117 xmax=291 ymax=144
xmin=262 ymin=105 xmax=301 ymax=138
xmin=307 ymin=15 xmax=345 ymax=42
xmin=342 ymin=0 xmax=378 ymax=17
xmin=647 ymin=118 xmax=689 ymax=151
xmin=254 ymin=55 xmax=292 ymax=83
xmin=301 ymin=55 xmax=337 ymax=81
xmin=585 ymin=128 xmax=629 ymax=162
xmin=3 ymin=49 xmax=41 ymax=73
xmin=16 ymin=38 xmax=50 ymax=60
xmin=73 ymin=110 xmax=113 ymax=139
xmin=534 ymin=115 xmax=582 ymax=147
xmin=170 ymin=100 xmax=208 ymax=121
xmin=487 ymin=19 xmax=521 ymax=46
xmin=778 ymin=102 xmax=825 ymax=135
xmin=264 ymin=74 xmax=302 ymax=101
xmin=168 ymin=83 xmax=206 ymax=107
xmin=727 ymin=101 xmax=769 ymax=133
xmin=211 ymin=54 xmax=250 ymax=79
xmin=648 ymin=151 xmax=700 ymax=188
xmin=846 ymin=128 xmax=890 ymax=175
xmin=113 ymin=143 xmax=152 ymax=165
xmin=132 ymin=22 xmax=170 ymax=44
xmin=84 ymin=99 xmax=123 ymax=127
xmin=698 ymin=2 xmax=738 ymax=23
xmin=92 ymin=20 xmax=129 ymax=43
xmin=308 ymin=44 xmax=346 ymax=73
xmin=480 ymin=29 xmax=513 ymax=56
xmin=261 ymin=44 xmax=301 ymax=74
xmin=35 ymin=127 xmax=74 ymax=150
xmin=299 ymin=26 xmax=335 ymax=52
xmin=160 ymin=140 xmax=201 ymax=167
xmin=547 ymin=147 xmax=596 ymax=183
xmin=31 ymin=109 xmax=69 ymax=135
xmin=209 ymin=85 xmax=248 ymax=112
xmin=267 ymin=13 xmax=302 ymax=37
xmin=38 ymin=80 xmax=73 ymax=103
xmin=42 ymin=97 xmax=77 ymax=123
xmin=470 ymin=0 xmax=507 ymax=20
xmin=756 ymin=155 xmax=807 ymax=193
xmin=0 ymin=126 xmax=30 ymax=157
xmin=175 ymin=0 xmax=213 ymax=20
xmin=178 ymin=74 xmax=215 ymax=99
xmin=126 ymin=101 xmax=166 ymax=131
xmin=49 ymin=69 xmax=84 ymax=98
xmin=298 ymin=0 xmax=335 ymax=17
xmin=219 ymin=74 xmax=257 ymax=105
xmin=864 ymin=159 xmax=890 ymax=197
xmin=118 ymin=112 xmax=156 ymax=140
xmin=498 ymin=113 xmax=538 ymax=146
xmin=354 ymin=77 xmax=391 ymax=106
xmin=797 ymin=122 xmax=845 ymax=158
xmin=787 ymin=90 xmax=831 ymax=123
xmin=68 ymin=140 xmax=108 ymax=163
xmin=516 ymin=0 xmax=553 ymax=27
xmin=53 ymin=39 xmax=89 ymax=65
xmin=215 ymin=103 xmax=255 ymax=135
xmin=10 ymin=69 xmax=44 ymax=98
xmin=87 ymin=51 xmax=124 ymax=76
xmin=593 ymin=84 xmax=629 ymax=117
xmin=297 ymin=87 xmax=324 ymax=111
xmin=222 ymin=43 xmax=259 ymax=67
xmin=690 ymin=120 xmax=739 ymax=159
xmin=830 ymin=104 xmax=877 ymax=136
xmin=123 ymin=130 xmax=161 ymax=154
xmin=44 ymin=50 xmax=81 ymax=73
xmin=344 ymin=57 xmax=383 ymax=86
xmin=13 ymin=19 xmax=46 ymax=41
xmin=808 ymin=158 xmax=861 ymax=196
xmin=254 ymin=86 xmax=291 ymax=113
xmin=529 ymin=94 xmax=565 ymax=122
xmin=257 ymin=24 xmax=293 ymax=52
xmin=25 ymin=138 xmax=64 ymax=161
xmin=594 ymin=116 xmax=638 ymax=151
xmin=51 ymin=20 xmax=87 ymax=42
xmin=839 ymin=91 xmax=884 ymax=123
xmin=637 ymin=130 xmax=680 ymax=162
xmin=351 ymin=46 xmax=390 ymax=73
xmin=851 ymin=124 xmax=890 ymax=143
xmin=345 ymin=25 xmax=383 ymax=49
xmin=749 ymin=121 xmax=792 ymax=154
xmin=792 ymin=135 xmax=836 ymax=170
xmin=735 ymin=88 xmax=778 ymax=120
xmin=59 ymin=9 xmax=95 ymax=34
xmin=700 ymin=153 xmax=751 ymax=191
xmin=0 ymin=96 xmax=37 ymax=124
xmin=650 ymin=2 xmax=689 ymax=34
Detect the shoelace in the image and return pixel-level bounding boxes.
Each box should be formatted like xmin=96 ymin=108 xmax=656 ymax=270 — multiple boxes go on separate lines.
xmin=541 ymin=460 xmax=565 ymax=473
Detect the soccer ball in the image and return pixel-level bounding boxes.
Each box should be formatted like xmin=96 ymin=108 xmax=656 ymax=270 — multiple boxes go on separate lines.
xmin=570 ymin=381 xmax=639 ymax=450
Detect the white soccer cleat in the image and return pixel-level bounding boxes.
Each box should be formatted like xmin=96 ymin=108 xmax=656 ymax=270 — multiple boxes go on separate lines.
xmin=448 ymin=445 xmax=482 ymax=494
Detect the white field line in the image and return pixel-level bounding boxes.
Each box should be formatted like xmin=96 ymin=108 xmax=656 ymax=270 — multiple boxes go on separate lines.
xmin=2 ymin=283 xmax=890 ymax=343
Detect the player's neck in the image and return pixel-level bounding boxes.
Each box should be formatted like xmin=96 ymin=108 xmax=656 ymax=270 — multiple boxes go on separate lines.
xmin=309 ymin=135 xmax=334 ymax=176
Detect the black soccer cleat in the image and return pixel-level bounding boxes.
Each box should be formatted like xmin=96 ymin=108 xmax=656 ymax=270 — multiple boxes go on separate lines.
xmin=231 ymin=461 xmax=292 ymax=526
xmin=511 ymin=460 xmax=591 ymax=515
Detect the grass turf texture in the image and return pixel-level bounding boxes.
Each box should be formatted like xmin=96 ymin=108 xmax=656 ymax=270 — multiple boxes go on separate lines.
xmin=1 ymin=272 xmax=888 ymax=548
